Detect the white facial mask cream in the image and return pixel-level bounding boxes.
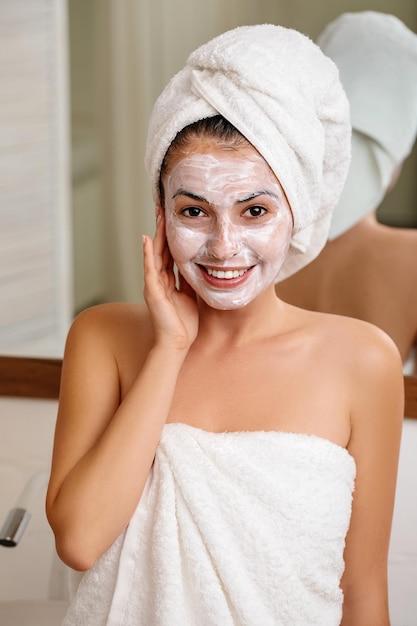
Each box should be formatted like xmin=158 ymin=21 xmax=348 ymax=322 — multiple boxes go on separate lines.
xmin=163 ymin=146 xmax=293 ymax=310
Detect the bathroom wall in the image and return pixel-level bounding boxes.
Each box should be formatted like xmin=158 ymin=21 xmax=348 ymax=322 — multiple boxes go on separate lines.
xmin=0 ymin=0 xmax=415 ymax=335
xmin=68 ymin=0 xmax=105 ymax=314
xmin=0 ymin=397 xmax=69 ymax=603
xmin=0 ymin=0 xmax=72 ymax=355
xmin=69 ymin=0 xmax=417 ymax=309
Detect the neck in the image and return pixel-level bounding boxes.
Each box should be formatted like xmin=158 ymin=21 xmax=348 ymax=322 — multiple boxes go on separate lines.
xmin=195 ymin=284 xmax=286 ymax=348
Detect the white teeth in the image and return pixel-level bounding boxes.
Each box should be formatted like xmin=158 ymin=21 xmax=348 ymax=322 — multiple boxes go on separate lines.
xmin=207 ymin=268 xmax=247 ymax=279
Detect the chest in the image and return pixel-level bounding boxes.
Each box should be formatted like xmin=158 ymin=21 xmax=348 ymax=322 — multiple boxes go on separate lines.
xmin=166 ymin=346 xmax=350 ymax=444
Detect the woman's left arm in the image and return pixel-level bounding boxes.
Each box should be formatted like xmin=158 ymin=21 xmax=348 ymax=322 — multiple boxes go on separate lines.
xmin=342 ymin=325 xmax=404 ymax=626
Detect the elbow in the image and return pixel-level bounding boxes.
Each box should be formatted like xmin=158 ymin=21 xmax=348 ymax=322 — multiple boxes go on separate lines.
xmin=52 ymin=525 xmax=101 ymax=571
xmin=55 ymin=537 xmax=96 ymax=572
xmin=46 ymin=505 xmax=101 ymax=572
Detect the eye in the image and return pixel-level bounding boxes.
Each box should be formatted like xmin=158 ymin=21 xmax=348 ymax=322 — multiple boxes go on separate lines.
xmin=244 ymin=205 xmax=267 ymax=218
xmin=181 ymin=207 xmax=205 ymax=218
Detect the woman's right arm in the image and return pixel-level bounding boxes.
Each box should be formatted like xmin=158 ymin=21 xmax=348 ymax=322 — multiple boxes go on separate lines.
xmin=46 ymin=217 xmax=198 ymax=571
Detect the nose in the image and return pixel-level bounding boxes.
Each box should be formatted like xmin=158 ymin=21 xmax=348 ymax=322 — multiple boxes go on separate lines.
xmin=207 ymin=222 xmax=241 ymax=260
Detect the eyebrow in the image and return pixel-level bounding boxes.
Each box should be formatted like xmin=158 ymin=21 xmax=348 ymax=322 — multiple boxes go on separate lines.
xmin=172 ymin=189 xmax=207 ymax=202
xmin=237 ymin=190 xmax=281 ymax=203
xmin=171 ymin=189 xmax=281 ymax=203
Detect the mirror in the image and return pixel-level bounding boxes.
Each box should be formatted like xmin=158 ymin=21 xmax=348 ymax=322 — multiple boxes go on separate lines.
xmin=1 ymin=0 xmax=416 ymax=362
xmin=68 ymin=0 xmax=417 ymax=312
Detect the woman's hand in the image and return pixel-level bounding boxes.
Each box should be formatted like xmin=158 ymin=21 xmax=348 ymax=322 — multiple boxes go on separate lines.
xmin=143 ymin=213 xmax=198 ymax=352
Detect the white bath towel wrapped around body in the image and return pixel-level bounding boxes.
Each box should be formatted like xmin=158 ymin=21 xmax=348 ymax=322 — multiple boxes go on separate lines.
xmin=62 ymin=423 xmax=355 ymax=626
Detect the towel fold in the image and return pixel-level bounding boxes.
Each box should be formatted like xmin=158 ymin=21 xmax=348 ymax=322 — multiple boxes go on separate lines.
xmin=63 ymin=424 xmax=355 ymax=625
xmin=317 ymin=12 xmax=417 ymax=239
xmin=145 ymin=24 xmax=351 ymax=281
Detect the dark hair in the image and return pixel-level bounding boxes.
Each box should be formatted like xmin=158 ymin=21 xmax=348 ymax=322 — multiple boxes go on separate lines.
xmin=158 ymin=115 xmax=249 ymax=205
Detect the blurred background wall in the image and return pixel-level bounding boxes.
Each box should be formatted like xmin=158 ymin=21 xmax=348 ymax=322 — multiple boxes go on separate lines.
xmin=0 ymin=0 xmax=72 ymax=355
xmin=69 ymin=0 xmax=417 ymax=315
xmin=1 ymin=0 xmax=416 ymax=352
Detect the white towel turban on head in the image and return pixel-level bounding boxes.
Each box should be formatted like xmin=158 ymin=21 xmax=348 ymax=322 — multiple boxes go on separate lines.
xmin=145 ymin=24 xmax=351 ymax=281
xmin=317 ymin=11 xmax=417 ymax=240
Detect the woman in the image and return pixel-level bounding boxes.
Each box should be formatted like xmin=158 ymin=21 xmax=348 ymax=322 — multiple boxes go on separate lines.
xmin=46 ymin=25 xmax=403 ymax=625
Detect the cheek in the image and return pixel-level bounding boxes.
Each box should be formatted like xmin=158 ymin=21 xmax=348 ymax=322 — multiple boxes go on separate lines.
xmin=246 ymin=218 xmax=292 ymax=261
xmin=166 ymin=220 xmax=205 ymax=265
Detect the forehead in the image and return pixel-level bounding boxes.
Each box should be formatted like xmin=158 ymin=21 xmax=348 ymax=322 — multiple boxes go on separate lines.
xmin=163 ymin=140 xmax=280 ymax=190
xmin=164 ymin=134 xmax=251 ymax=172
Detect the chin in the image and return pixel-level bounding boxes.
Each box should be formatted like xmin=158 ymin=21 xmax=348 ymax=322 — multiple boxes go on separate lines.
xmin=199 ymin=294 xmax=254 ymax=310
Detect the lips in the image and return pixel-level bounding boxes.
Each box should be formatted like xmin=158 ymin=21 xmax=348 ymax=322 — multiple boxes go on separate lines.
xmin=206 ymin=267 xmax=248 ymax=279
xmin=198 ymin=264 xmax=254 ymax=287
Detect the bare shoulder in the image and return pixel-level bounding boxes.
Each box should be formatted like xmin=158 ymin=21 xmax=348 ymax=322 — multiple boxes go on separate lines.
xmin=287 ymin=304 xmax=404 ymax=397
xmin=394 ymin=224 xmax=417 ymax=247
xmin=337 ymin=312 xmax=399 ymax=366
xmin=310 ymin=309 xmax=404 ymax=422
xmin=70 ymin=301 xmax=150 ymax=327
xmin=67 ymin=302 xmax=153 ymax=350
xmin=292 ymin=306 xmax=404 ymax=449
xmin=385 ymin=225 xmax=417 ymax=279
xmin=289 ymin=303 xmax=399 ymax=357
xmin=63 ymin=303 xmax=154 ymax=391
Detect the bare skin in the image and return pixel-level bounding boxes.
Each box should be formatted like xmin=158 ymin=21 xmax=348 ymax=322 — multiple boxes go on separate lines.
xmin=46 ymin=139 xmax=404 ymax=626
xmin=276 ymin=212 xmax=417 ymax=372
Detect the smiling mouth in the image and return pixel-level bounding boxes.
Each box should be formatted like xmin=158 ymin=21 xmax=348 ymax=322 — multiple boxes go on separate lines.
xmin=206 ymin=267 xmax=248 ymax=279
xmin=198 ymin=265 xmax=254 ymax=283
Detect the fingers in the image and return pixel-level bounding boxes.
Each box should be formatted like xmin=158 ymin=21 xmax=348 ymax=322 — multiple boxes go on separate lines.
xmin=142 ymin=234 xmax=157 ymax=284
xmin=152 ymin=214 xmax=165 ymax=271
xmin=178 ymin=272 xmax=197 ymax=300
xmin=143 ymin=213 xmax=176 ymax=298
